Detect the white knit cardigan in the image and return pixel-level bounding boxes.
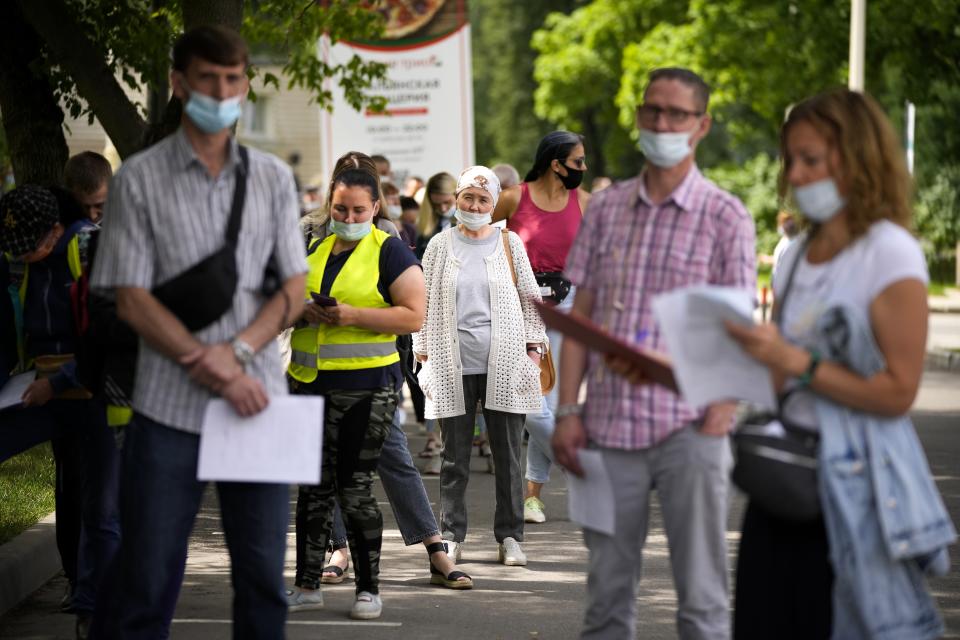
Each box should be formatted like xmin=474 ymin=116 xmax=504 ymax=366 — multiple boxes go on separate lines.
xmin=413 ymin=227 xmax=546 ymax=418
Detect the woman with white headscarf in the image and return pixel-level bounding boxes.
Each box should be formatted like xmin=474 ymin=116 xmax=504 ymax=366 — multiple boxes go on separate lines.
xmin=414 ymin=166 xmax=546 ymax=567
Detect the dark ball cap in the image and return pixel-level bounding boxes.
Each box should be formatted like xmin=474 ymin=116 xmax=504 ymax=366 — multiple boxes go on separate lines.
xmin=0 ymin=185 xmax=59 ymax=256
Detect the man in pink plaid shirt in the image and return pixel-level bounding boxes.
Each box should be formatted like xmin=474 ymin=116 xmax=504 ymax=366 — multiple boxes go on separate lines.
xmin=553 ymin=68 xmax=756 ymax=639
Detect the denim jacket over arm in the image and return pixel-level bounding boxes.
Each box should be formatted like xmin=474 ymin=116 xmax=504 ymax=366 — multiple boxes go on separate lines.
xmin=812 ymin=303 xmax=956 ymax=640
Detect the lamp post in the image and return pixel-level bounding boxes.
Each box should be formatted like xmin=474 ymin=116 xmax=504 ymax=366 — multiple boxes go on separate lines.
xmin=849 ymin=0 xmax=866 ymax=91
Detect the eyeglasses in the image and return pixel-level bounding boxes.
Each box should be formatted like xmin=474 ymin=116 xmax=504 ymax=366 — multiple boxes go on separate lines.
xmin=564 ymin=157 xmax=586 ymax=169
xmin=637 ymin=104 xmax=703 ymax=126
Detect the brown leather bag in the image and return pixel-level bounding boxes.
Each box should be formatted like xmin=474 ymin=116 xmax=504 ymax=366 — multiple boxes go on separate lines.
xmin=501 ymin=230 xmax=556 ymax=394
xmin=34 ymin=354 xmax=93 ymax=400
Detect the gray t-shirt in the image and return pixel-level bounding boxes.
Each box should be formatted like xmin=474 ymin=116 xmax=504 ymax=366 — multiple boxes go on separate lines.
xmin=452 ymin=227 xmax=498 ymax=375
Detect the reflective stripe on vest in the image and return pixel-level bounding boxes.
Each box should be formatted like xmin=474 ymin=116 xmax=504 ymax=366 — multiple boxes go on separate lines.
xmin=286 ymin=228 xmax=399 ymax=382
xmin=106 ymin=404 xmax=134 ymax=428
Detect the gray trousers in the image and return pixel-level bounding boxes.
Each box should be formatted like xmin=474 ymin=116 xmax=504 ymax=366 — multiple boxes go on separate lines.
xmin=582 ymin=425 xmax=732 ymax=640
xmin=439 ymin=374 xmax=525 ymax=543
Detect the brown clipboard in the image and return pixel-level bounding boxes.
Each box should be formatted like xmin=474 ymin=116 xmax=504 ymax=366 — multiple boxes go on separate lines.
xmin=535 ymin=301 xmax=678 ymax=392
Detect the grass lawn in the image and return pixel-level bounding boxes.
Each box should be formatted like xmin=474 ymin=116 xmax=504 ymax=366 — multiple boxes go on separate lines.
xmin=928 ymin=281 xmax=954 ymax=296
xmin=0 ymin=443 xmax=55 ymax=545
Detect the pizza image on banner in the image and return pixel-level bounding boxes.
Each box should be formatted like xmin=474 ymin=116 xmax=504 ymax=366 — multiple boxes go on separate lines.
xmin=367 ymin=0 xmax=447 ymax=39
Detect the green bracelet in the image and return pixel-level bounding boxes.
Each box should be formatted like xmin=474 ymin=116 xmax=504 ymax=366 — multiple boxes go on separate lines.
xmin=798 ymin=349 xmax=821 ymax=386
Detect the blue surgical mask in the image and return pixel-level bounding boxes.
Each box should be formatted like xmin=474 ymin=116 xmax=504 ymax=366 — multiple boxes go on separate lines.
xmin=328 ymin=218 xmax=373 ymax=242
xmin=184 ymin=90 xmax=243 ymax=134
xmin=386 ymin=204 xmax=403 ymax=220
xmin=454 ymin=208 xmax=492 ymax=231
xmin=793 ymin=178 xmax=846 ymax=223
xmin=638 ymin=128 xmax=693 ymax=168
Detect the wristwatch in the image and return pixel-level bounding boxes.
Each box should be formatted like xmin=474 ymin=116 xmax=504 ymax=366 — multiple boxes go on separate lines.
xmin=231 ymin=338 xmax=256 ymax=368
xmin=526 ymin=345 xmax=544 ymax=356
xmin=555 ymin=403 xmax=584 ymax=419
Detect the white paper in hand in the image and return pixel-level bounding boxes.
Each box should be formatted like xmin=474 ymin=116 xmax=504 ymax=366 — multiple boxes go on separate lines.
xmin=653 ymin=286 xmax=776 ymax=410
xmin=198 ymin=396 xmax=324 ymax=484
xmin=566 ymin=449 xmax=615 ymax=536
xmin=0 ymin=372 xmax=36 ymax=411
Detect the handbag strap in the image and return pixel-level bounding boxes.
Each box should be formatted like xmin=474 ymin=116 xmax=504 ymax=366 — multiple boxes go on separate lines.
xmin=224 ymin=145 xmax=249 ymax=248
xmin=501 ymin=229 xmax=518 ymax=285
xmin=770 ymin=235 xmax=810 ymax=328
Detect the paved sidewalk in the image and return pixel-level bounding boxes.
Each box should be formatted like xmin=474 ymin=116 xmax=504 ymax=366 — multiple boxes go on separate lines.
xmin=2 ymin=374 xmax=959 ymax=639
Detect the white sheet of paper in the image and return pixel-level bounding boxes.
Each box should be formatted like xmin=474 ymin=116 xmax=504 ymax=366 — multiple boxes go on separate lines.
xmin=566 ymin=449 xmax=615 ymax=536
xmin=198 ymin=396 xmax=324 ymax=484
xmin=653 ymin=286 xmax=777 ymax=410
xmin=0 ymin=371 xmax=36 ymax=411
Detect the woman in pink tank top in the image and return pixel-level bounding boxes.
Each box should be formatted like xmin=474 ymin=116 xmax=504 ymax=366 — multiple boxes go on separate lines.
xmin=491 ymin=130 xmax=591 ymax=526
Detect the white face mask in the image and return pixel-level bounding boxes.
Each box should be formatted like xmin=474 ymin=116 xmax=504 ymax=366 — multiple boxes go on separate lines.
xmin=793 ymin=178 xmax=846 ymax=223
xmin=638 ymin=129 xmax=693 ymax=168
xmin=438 ymin=205 xmax=455 ymax=219
xmin=455 ymin=208 xmax=492 ymax=230
xmin=328 ymin=218 xmax=373 ymax=241
xmin=386 ymin=204 xmax=403 ymax=220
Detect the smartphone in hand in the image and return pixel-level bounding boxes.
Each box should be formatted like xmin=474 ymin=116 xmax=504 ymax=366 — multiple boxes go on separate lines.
xmin=310 ymin=292 xmax=338 ymax=307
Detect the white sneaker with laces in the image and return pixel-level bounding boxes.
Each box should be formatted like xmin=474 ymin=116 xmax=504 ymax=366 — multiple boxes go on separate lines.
xmin=286 ymin=586 xmax=323 ymax=612
xmin=350 ymin=591 xmax=383 ymax=620
xmin=524 ymin=496 xmax=547 ymax=524
xmin=498 ymin=537 xmax=527 ymax=566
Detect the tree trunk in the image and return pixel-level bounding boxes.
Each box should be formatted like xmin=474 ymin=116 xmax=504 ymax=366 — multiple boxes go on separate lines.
xmin=581 ymin=107 xmax=606 ymax=180
xmin=183 ymin=0 xmax=243 ymax=31
xmin=17 ymin=0 xmax=147 ymax=160
xmin=0 ymin=3 xmax=69 ymax=186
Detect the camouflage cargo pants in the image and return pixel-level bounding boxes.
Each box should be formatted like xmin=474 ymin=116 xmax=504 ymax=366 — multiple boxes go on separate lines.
xmin=294 ymin=385 xmax=396 ymax=593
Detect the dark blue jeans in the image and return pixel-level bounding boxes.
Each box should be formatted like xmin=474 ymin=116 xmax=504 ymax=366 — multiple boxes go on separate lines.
xmin=73 ymin=402 xmax=121 ymax=614
xmin=0 ymin=399 xmax=118 ymax=609
xmin=329 ymin=409 xmax=440 ymax=548
xmin=92 ymin=414 xmax=289 ymax=639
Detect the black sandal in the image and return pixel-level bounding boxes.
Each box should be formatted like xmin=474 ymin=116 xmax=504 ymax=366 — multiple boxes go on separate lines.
xmin=427 ymin=542 xmax=473 ymax=590
xmin=321 ymin=552 xmax=350 ymax=584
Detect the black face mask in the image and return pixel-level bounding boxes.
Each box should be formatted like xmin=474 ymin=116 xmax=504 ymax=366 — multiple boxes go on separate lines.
xmin=554 ymin=163 xmax=584 ymax=190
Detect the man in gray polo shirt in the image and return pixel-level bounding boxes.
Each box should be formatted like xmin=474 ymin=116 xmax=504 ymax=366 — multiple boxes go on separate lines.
xmin=89 ymin=26 xmax=307 ymax=638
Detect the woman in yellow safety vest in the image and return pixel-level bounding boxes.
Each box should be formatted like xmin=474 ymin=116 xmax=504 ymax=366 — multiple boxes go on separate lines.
xmin=286 ymin=152 xmax=426 ymax=620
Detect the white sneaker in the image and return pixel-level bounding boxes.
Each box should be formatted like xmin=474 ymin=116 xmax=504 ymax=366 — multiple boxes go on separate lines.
xmin=524 ymin=496 xmax=547 ymax=524
xmin=350 ymin=591 xmax=383 ymax=620
xmin=286 ymin=586 xmax=323 ymax=612
xmin=498 ymin=537 xmax=527 ymax=566
xmin=444 ymin=540 xmax=462 ymax=563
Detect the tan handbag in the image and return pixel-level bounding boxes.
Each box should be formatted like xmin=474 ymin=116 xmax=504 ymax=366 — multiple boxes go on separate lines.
xmin=34 ymin=354 xmax=93 ymax=400
xmin=501 ymin=230 xmax=556 ymax=394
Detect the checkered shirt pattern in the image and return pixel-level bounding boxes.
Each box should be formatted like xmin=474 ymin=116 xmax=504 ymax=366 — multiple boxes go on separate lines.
xmin=564 ymin=166 xmax=756 ymax=450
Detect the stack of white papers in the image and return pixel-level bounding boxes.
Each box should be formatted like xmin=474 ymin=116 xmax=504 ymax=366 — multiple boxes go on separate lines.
xmin=198 ymin=396 xmax=324 ymax=484
xmin=653 ymin=286 xmax=776 ymax=410
xmin=0 ymin=372 xmax=36 ymax=411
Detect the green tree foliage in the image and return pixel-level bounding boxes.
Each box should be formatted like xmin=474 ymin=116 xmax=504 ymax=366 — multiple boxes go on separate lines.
xmin=1 ymin=0 xmax=389 ymax=183
xmin=915 ymin=165 xmax=960 ymax=282
xmin=530 ymin=0 xmax=959 ymax=256
xmin=470 ymin=0 xmax=581 ymax=173
xmin=704 ymin=153 xmax=781 ymax=254
xmin=530 ymin=0 xmax=687 ymax=178
xmin=533 ymin=0 xmax=959 ymax=174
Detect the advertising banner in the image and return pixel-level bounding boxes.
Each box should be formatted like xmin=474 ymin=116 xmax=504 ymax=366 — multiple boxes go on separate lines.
xmin=320 ymin=1 xmax=474 ymax=182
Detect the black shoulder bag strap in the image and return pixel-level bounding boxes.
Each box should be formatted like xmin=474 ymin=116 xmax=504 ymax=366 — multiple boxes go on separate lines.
xmin=771 ymin=236 xmax=813 ymax=418
xmin=150 ymin=145 xmax=249 ymax=332
xmin=226 ymin=145 xmax=249 ymax=248
xmin=771 ymin=236 xmax=809 ymax=328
